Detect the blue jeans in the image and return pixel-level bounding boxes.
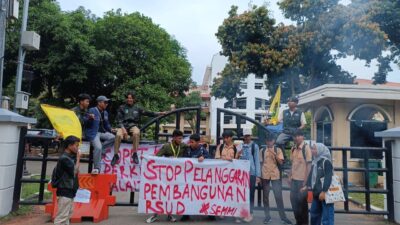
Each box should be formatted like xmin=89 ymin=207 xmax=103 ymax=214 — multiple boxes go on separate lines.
xmin=310 ymin=198 xmax=334 ymax=225
xmin=91 ymin=132 xmax=115 ymax=170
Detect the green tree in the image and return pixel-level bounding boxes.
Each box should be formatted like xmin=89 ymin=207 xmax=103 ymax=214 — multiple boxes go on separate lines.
xmin=214 ymin=1 xmax=398 ymax=101
xmin=2 ymin=1 xmax=192 ymax=127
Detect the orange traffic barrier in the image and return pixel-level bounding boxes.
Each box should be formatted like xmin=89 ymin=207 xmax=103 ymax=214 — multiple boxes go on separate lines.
xmin=45 ymin=174 xmax=117 ymax=223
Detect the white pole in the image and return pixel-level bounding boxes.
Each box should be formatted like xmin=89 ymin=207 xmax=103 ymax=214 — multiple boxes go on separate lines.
xmin=0 ymin=0 xmax=9 ymax=107
xmin=13 ymin=0 xmax=29 ymax=111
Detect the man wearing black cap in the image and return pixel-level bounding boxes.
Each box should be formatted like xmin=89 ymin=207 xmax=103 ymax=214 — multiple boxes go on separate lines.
xmin=71 ymin=93 xmax=94 ymax=136
xmin=276 ymin=96 xmax=306 ymax=159
xmin=85 ymin=96 xmax=115 ymax=174
xmin=111 ymin=91 xmax=165 ymax=166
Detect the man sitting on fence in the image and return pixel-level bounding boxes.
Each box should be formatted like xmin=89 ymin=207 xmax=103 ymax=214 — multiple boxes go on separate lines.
xmin=111 ymin=91 xmax=165 ymax=166
xmin=85 ymin=96 xmax=116 ymax=174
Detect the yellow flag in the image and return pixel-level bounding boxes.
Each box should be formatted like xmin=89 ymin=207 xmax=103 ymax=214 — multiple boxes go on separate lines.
xmin=268 ymin=85 xmax=281 ymax=125
xmin=40 ymin=104 xmax=82 ymax=140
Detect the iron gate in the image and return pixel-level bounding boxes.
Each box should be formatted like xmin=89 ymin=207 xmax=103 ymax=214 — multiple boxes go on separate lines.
xmin=12 ymin=106 xmax=202 ymax=209
xmin=12 ymin=107 xmax=395 ymax=223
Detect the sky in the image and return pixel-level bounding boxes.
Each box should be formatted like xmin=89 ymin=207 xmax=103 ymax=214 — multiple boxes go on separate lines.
xmin=57 ymin=0 xmax=399 ymax=84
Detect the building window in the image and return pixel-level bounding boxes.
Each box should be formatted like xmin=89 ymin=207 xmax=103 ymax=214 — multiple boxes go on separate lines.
xmin=349 ymin=105 xmax=388 ymax=159
xmin=201 ymin=131 xmax=206 ymax=135
xmin=236 ymin=97 xmax=247 ymax=109
xmin=184 ymin=130 xmax=192 ymax=135
xmin=163 ymin=130 xmax=168 ymax=133
xmin=224 ymin=114 xmax=233 ymax=124
xmin=255 ymin=74 xmax=264 ymax=79
xmin=224 ymin=101 xmax=233 ymax=109
xmin=255 ymin=113 xmax=263 ymax=123
xmin=240 ymin=81 xmax=247 ymax=89
xmin=315 ymin=107 xmax=333 ymax=147
xmin=255 ymin=83 xmax=263 ymax=89
xmin=255 ymin=98 xmax=267 ymax=110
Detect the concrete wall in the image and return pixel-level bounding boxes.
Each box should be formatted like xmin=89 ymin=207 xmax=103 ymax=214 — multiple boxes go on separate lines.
xmin=392 ymin=139 xmax=400 ymax=223
xmin=309 ymin=99 xmax=398 ymax=185
xmin=0 ymin=123 xmax=21 ymax=216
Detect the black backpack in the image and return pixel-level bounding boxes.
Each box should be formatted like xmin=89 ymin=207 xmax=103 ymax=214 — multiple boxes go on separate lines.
xmin=219 ymin=144 xmax=237 ymax=158
xmin=51 ymin=164 xmax=61 ymax=188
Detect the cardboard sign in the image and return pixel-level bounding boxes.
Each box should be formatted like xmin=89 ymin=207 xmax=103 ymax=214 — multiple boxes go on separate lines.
xmin=138 ymin=156 xmax=250 ymax=217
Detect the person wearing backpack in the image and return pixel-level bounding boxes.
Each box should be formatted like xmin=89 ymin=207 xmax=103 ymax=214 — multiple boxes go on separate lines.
xmin=289 ymin=129 xmax=312 ymax=225
xmin=52 ymin=136 xmax=81 ymax=225
xmin=302 ymin=143 xmax=334 ymax=225
xmin=214 ymin=130 xmax=238 ymax=161
xmin=236 ymin=129 xmax=261 ymax=223
xmin=260 ymin=134 xmax=292 ymax=224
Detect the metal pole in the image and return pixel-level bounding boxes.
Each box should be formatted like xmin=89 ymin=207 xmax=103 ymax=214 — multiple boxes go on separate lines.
xmin=0 ymin=0 xmax=9 ymax=107
xmin=14 ymin=0 xmax=29 ymax=111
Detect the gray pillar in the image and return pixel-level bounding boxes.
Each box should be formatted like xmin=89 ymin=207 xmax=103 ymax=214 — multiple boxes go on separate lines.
xmin=0 ymin=108 xmax=35 ymax=216
xmin=376 ymin=128 xmax=400 ymax=223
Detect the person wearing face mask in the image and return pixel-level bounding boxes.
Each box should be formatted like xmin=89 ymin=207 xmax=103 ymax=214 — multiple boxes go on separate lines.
xmin=111 ymin=91 xmax=165 ymax=166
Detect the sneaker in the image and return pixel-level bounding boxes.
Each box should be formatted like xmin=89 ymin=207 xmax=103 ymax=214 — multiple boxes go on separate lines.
xmin=281 ymin=217 xmax=293 ymax=224
xmin=180 ymin=215 xmax=190 ymax=222
xmin=111 ymin=154 xmax=120 ymax=166
xmin=167 ymin=215 xmax=177 ymax=222
xmin=264 ymin=216 xmax=272 ymax=224
xmin=132 ymin=152 xmax=139 ymax=164
xmin=243 ymin=214 xmax=253 ymax=223
xmin=235 ymin=218 xmax=242 ymax=223
xmin=146 ymin=214 xmax=158 ymax=223
xmin=91 ymin=169 xmax=99 ymax=174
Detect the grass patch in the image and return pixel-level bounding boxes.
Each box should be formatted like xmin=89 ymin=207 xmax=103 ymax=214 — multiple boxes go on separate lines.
xmin=21 ymin=175 xmax=51 ymax=200
xmin=349 ymin=193 xmax=385 ymax=209
xmin=0 ymin=205 xmax=33 ymax=222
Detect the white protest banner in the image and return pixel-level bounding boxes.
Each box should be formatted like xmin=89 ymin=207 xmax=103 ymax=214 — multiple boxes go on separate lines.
xmin=101 ymin=143 xmax=163 ymax=192
xmin=138 ymin=156 xmax=251 ymax=217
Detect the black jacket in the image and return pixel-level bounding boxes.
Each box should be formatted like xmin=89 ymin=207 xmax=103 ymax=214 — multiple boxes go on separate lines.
xmin=116 ymin=104 xmax=158 ymax=129
xmin=307 ymin=159 xmax=333 ymax=198
xmin=54 ymin=153 xmax=79 ymax=198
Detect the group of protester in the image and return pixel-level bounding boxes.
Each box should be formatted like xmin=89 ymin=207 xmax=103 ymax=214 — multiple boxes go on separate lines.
xmin=71 ymin=92 xmax=164 ymax=174
xmin=52 ymin=93 xmax=335 ymax=225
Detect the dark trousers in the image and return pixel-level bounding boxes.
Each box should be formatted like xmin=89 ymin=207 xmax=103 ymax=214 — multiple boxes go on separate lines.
xmin=290 ymin=180 xmax=309 ymax=225
xmin=310 ymin=199 xmax=334 ymax=225
xmin=262 ymin=179 xmax=288 ymax=219
xmin=276 ymin=132 xmax=292 ymax=159
xmin=250 ymin=175 xmax=256 ymax=213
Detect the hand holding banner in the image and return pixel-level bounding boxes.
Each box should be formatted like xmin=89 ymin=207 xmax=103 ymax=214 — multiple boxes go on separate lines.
xmin=138 ymin=156 xmax=251 ymax=217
